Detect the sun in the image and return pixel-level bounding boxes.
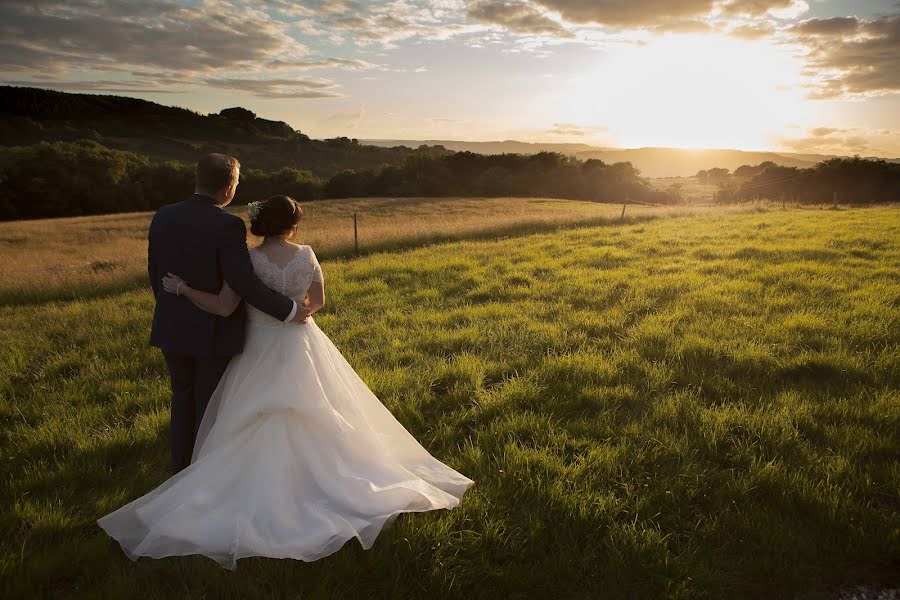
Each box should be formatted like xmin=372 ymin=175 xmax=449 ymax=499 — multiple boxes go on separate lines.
xmin=557 ymin=33 xmax=807 ymax=150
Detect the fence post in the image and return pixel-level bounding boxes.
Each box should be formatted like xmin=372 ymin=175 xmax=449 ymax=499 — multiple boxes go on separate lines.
xmin=353 ymin=212 xmax=359 ymax=255
xmin=620 ymin=197 xmax=628 ymax=220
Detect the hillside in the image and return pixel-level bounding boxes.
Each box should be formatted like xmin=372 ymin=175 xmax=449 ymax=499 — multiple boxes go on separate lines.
xmin=0 ymin=86 xmax=445 ymax=177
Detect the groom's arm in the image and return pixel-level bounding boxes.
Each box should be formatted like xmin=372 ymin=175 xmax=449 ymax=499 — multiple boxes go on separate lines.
xmin=218 ymin=216 xmax=298 ymax=322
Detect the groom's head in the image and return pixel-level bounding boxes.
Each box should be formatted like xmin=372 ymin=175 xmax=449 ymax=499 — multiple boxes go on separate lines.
xmin=196 ymin=153 xmax=241 ymax=206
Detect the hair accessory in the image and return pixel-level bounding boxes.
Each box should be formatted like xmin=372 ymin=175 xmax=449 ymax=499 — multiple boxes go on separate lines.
xmin=247 ymin=201 xmax=262 ymax=220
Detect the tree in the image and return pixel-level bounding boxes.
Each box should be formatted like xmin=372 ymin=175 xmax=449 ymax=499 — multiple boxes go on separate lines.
xmin=733 ymin=164 xmax=756 ymax=178
xmin=219 ymin=107 xmax=256 ymax=121
xmin=323 ymin=170 xmax=375 ymax=198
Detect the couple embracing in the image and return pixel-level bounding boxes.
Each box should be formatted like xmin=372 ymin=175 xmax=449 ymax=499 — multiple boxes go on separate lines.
xmin=98 ymin=154 xmax=474 ymax=569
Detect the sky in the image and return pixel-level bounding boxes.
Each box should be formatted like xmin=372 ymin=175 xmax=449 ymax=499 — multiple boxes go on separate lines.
xmin=1 ymin=0 xmax=899 ymax=156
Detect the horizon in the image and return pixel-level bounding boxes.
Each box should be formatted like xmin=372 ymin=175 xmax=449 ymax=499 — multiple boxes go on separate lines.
xmin=8 ymin=81 xmax=898 ymax=160
xmin=1 ymin=1 xmax=898 ymax=157
xmin=355 ymin=137 xmax=893 ymax=157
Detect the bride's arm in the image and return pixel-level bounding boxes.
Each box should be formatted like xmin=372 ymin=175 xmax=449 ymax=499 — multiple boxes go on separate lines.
xmin=304 ymin=281 xmax=325 ymax=316
xmin=303 ymin=248 xmax=325 ymax=316
xmin=162 ymin=273 xmax=241 ymax=317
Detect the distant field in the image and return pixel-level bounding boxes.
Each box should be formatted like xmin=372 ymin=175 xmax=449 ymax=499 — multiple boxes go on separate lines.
xmin=1 ymin=201 xmax=898 ymax=598
xmin=0 ymin=196 xmax=722 ymax=304
xmin=648 ymin=176 xmax=721 ymax=204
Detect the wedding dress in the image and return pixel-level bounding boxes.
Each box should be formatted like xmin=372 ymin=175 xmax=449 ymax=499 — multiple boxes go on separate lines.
xmin=98 ymin=245 xmax=474 ymax=569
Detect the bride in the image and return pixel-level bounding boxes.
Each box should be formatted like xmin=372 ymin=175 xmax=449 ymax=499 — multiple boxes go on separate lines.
xmin=98 ymin=195 xmax=474 ymax=569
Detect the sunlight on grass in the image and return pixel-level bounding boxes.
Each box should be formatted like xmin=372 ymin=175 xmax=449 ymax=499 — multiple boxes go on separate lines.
xmin=0 ymin=197 xmax=743 ymax=305
xmin=0 ymin=203 xmax=897 ymax=598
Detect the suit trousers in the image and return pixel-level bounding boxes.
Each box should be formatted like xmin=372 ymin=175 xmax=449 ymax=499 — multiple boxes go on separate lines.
xmin=162 ymin=351 xmax=232 ymax=473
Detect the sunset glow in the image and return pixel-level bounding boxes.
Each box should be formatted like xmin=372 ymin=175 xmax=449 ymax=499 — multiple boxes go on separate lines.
xmin=556 ymin=34 xmax=808 ymax=150
xmin=0 ymin=0 xmax=897 ymax=156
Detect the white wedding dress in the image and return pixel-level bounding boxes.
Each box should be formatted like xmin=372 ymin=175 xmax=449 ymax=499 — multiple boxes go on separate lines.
xmin=98 ymin=245 xmax=474 ymax=569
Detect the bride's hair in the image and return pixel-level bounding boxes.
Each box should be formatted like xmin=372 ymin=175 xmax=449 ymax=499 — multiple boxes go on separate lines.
xmin=248 ymin=195 xmax=303 ymax=238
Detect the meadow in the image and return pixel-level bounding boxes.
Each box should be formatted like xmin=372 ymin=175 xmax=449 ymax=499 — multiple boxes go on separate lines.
xmin=0 ymin=200 xmax=898 ymax=599
xmin=0 ymin=196 xmax=698 ymax=305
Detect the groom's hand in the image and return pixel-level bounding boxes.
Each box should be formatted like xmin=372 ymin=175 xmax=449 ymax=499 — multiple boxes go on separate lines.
xmin=290 ymin=306 xmax=311 ymax=324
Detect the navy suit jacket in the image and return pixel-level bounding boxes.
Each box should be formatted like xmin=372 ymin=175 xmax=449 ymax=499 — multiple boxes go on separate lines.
xmin=148 ymin=193 xmax=294 ymax=358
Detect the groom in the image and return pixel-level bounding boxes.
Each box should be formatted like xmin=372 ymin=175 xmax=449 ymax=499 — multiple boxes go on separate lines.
xmin=147 ymin=153 xmax=309 ymax=472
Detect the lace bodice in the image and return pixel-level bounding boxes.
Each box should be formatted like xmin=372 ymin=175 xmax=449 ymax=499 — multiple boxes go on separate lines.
xmin=247 ymin=245 xmax=323 ymax=326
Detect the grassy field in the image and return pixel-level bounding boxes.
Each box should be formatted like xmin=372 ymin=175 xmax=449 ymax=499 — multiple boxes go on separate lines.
xmin=1 ymin=201 xmax=898 ymax=599
xmin=0 ymin=196 xmax=702 ymax=305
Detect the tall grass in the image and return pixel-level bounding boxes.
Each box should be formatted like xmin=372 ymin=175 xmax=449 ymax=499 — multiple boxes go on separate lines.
xmin=0 ymin=197 xmax=739 ymax=305
xmin=0 ymin=203 xmax=897 ymax=598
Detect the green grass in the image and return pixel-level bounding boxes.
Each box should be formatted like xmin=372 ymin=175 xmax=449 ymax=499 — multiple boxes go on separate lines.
xmin=0 ymin=196 xmax=693 ymax=306
xmin=1 ymin=205 xmax=898 ymax=599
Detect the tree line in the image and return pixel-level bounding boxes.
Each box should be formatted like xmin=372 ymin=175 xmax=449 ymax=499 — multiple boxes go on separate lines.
xmin=713 ymin=157 xmax=900 ymax=204
xmin=0 ymin=141 xmax=319 ymax=219
xmin=1 ymin=139 xmax=896 ymax=221
xmin=0 ymin=140 xmax=676 ymax=220
xmin=4 ymin=87 xmax=896 ymax=220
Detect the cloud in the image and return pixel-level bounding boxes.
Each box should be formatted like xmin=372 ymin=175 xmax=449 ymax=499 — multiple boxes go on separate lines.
xmin=525 ymin=0 xmax=712 ymax=28
xmin=728 ymin=22 xmax=776 ymax=39
xmin=264 ymin=58 xmax=380 ymax=71
xmin=324 ymin=105 xmax=367 ymax=129
xmin=2 ymin=0 xmax=895 ymax=114
xmin=429 ymin=116 xmax=467 ymax=123
xmin=521 ymin=0 xmax=805 ymax=30
xmin=327 ymin=14 xmax=461 ymax=46
xmin=0 ymin=1 xmax=381 ymax=100
xmin=459 ymin=0 xmax=809 ymax=36
xmin=809 ymin=127 xmax=843 ymax=136
xmin=285 ymin=0 xmax=475 ymax=47
xmin=547 ymin=122 xmax=608 ymax=136
xmin=0 ymin=1 xmax=306 ymax=75
xmin=791 ymin=13 xmax=900 ymax=98
xmin=655 ymin=19 xmax=715 ymax=34
xmin=2 ymin=78 xmax=187 ymax=94
xmin=205 ymin=77 xmax=343 ymax=99
xmin=6 ymin=70 xmax=346 ymax=99
xmin=718 ymin=0 xmax=808 ymax=18
xmin=790 ymin=16 xmax=859 ymax=37
xmin=466 ymin=0 xmax=573 ymax=37
xmin=264 ymin=0 xmax=363 ymax=17
xmin=777 ymin=126 xmax=900 ymax=156
xmin=234 ymin=0 xmax=366 ymax=18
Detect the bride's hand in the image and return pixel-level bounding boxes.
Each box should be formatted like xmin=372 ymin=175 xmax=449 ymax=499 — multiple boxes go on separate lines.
xmin=162 ymin=273 xmax=187 ymax=295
